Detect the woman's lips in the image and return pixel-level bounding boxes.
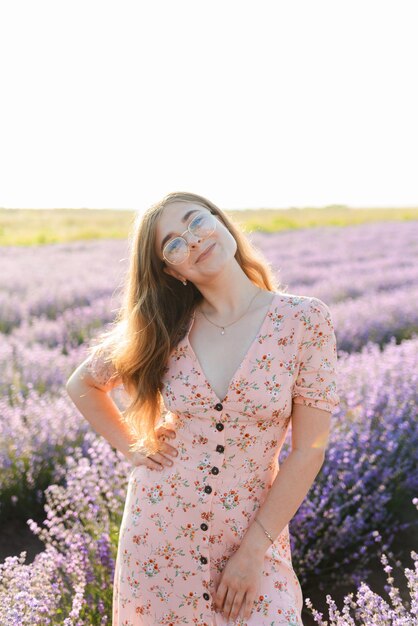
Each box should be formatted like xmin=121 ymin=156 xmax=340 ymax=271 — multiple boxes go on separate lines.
xmin=196 ymin=242 xmax=216 ymax=263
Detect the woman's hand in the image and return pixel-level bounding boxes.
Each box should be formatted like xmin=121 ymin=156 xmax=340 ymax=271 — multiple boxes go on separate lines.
xmin=213 ymin=546 xmax=264 ymax=622
xmin=127 ymin=426 xmax=178 ymax=471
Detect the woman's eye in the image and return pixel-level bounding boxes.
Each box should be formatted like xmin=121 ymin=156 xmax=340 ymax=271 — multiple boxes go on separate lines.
xmin=191 ymin=214 xmax=207 ymax=228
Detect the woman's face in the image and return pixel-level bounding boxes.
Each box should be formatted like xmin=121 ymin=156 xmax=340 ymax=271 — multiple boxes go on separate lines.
xmin=155 ymin=201 xmax=237 ymax=283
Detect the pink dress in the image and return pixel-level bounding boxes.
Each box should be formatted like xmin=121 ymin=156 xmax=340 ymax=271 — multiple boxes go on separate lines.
xmin=108 ymin=291 xmax=340 ymax=625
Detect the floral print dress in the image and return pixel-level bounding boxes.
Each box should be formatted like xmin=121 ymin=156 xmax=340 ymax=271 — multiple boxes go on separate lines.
xmin=99 ymin=291 xmax=340 ymax=626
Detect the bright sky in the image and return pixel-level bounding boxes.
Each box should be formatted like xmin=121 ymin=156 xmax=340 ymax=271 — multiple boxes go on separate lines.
xmin=0 ymin=0 xmax=417 ymax=212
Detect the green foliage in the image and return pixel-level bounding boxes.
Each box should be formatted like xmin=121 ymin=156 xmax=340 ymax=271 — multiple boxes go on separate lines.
xmin=1 ymin=207 xmax=418 ymax=245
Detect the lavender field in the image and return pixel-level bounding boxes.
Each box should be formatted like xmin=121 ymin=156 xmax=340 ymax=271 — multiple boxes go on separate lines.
xmin=1 ymin=220 xmax=417 ymax=625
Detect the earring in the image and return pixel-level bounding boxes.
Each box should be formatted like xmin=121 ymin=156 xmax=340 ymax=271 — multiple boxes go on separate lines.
xmin=182 ymin=280 xmax=187 ymax=286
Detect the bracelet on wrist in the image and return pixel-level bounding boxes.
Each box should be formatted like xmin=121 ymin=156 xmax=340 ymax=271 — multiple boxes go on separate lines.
xmin=253 ymin=517 xmax=274 ymax=544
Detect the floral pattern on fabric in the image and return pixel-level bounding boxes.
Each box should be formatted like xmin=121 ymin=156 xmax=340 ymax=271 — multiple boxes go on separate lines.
xmin=291 ymin=296 xmax=339 ymax=412
xmin=106 ymin=292 xmax=340 ymax=625
xmin=85 ymin=345 xmax=122 ymax=390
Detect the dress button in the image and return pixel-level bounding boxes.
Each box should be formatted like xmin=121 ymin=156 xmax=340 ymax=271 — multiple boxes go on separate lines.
xmin=204 ymin=485 xmax=212 ymax=494
xmin=211 ymin=466 xmax=219 ymax=475
xmin=214 ymin=403 xmax=223 ymax=411
xmin=216 ymin=423 xmax=224 ymax=431
xmin=200 ymin=522 xmax=208 ymax=531
xmin=216 ymin=444 xmax=224 ymax=453
xmin=203 ymin=592 xmax=210 ymax=600
xmin=200 ymin=556 xmax=208 ymax=564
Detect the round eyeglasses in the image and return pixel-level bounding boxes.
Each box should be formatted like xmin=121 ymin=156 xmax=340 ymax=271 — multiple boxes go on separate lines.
xmin=162 ymin=211 xmax=217 ymax=265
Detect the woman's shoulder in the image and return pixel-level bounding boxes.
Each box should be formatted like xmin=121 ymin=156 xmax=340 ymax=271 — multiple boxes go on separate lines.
xmin=275 ymin=290 xmax=329 ymax=307
xmin=273 ymin=292 xmax=332 ymax=326
xmin=273 ymin=290 xmax=312 ymax=308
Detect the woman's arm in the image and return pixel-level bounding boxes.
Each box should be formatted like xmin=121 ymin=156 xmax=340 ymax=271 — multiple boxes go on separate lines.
xmin=66 ymin=360 xmax=137 ymax=459
xmin=239 ymin=403 xmax=332 ymax=557
xmin=66 ymin=357 xmax=177 ymax=468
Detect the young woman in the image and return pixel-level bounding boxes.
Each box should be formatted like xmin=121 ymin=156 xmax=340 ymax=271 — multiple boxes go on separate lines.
xmin=66 ymin=191 xmax=340 ymax=625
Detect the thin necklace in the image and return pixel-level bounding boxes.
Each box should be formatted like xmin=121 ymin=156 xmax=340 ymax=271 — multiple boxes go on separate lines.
xmin=198 ymin=288 xmax=263 ymax=335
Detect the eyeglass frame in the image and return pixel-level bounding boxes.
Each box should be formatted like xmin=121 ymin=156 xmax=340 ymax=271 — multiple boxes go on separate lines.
xmin=162 ymin=209 xmax=217 ymax=265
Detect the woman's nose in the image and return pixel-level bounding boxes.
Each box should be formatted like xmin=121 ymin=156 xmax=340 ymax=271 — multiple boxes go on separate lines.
xmin=185 ymin=231 xmax=201 ymax=247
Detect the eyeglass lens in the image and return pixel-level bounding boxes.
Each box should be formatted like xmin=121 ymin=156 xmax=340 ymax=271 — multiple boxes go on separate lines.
xmin=163 ymin=212 xmax=216 ymax=264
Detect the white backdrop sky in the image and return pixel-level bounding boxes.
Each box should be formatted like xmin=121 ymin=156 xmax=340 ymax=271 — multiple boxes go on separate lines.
xmin=0 ymin=0 xmax=417 ymax=212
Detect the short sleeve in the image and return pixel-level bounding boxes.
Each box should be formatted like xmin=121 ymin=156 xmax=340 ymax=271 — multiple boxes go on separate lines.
xmin=85 ymin=345 xmax=122 ymax=390
xmin=292 ymin=297 xmax=340 ymax=413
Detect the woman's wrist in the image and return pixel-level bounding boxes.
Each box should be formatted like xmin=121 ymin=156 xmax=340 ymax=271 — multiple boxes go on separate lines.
xmin=239 ymin=517 xmax=273 ymax=558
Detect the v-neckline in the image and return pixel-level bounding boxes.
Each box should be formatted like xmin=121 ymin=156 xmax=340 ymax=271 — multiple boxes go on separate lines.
xmin=185 ymin=291 xmax=278 ymax=404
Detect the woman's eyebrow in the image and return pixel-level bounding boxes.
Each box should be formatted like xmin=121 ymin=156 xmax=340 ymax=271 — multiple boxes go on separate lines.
xmin=160 ymin=209 xmax=200 ymax=251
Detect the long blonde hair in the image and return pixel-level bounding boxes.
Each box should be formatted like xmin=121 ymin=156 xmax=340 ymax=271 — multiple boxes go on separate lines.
xmin=88 ymin=191 xmax=285 ymax=456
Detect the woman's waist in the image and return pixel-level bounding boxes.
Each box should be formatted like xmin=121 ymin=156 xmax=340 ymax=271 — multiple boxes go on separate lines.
xmin=154 ymin=433 xmax=280 ymax=480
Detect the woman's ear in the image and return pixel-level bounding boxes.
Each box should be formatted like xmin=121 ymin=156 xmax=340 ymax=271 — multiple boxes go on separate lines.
xmin=163 ymin=264 xmax=182 ymax=281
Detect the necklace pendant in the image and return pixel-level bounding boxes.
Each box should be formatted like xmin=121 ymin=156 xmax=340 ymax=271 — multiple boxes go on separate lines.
xmin=221 ymin=328 xmax=225 ymax=335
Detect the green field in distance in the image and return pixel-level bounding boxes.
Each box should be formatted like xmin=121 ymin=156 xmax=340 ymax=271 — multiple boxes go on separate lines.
xmin=0 ymin=206 xmax=417 ymax=246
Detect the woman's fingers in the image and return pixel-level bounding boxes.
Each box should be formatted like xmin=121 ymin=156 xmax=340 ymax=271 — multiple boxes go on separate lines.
xmin=156 ymin=425 xmax=176 ymax=439
xmin=130 ymin=427 xmax=177 ymax=470
xmin=148 ymin=450 xmax=174 ymax=469
xmin=229 ymin=592 xmax=246 ymax=622
xmin=241 ymin=589 xmax=256 ymax=620
xmin=222 ymin=588 xmax=238 ymax=621
xmin=146 ymin=456 xmax=165 ymax=470
xmin=157 ymin=428 xmax=178 ymax=456
xmin=146 ymin=429 xmax=178 ymax=470
xmin=160 ymin=440 xmax=178 ymax=456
